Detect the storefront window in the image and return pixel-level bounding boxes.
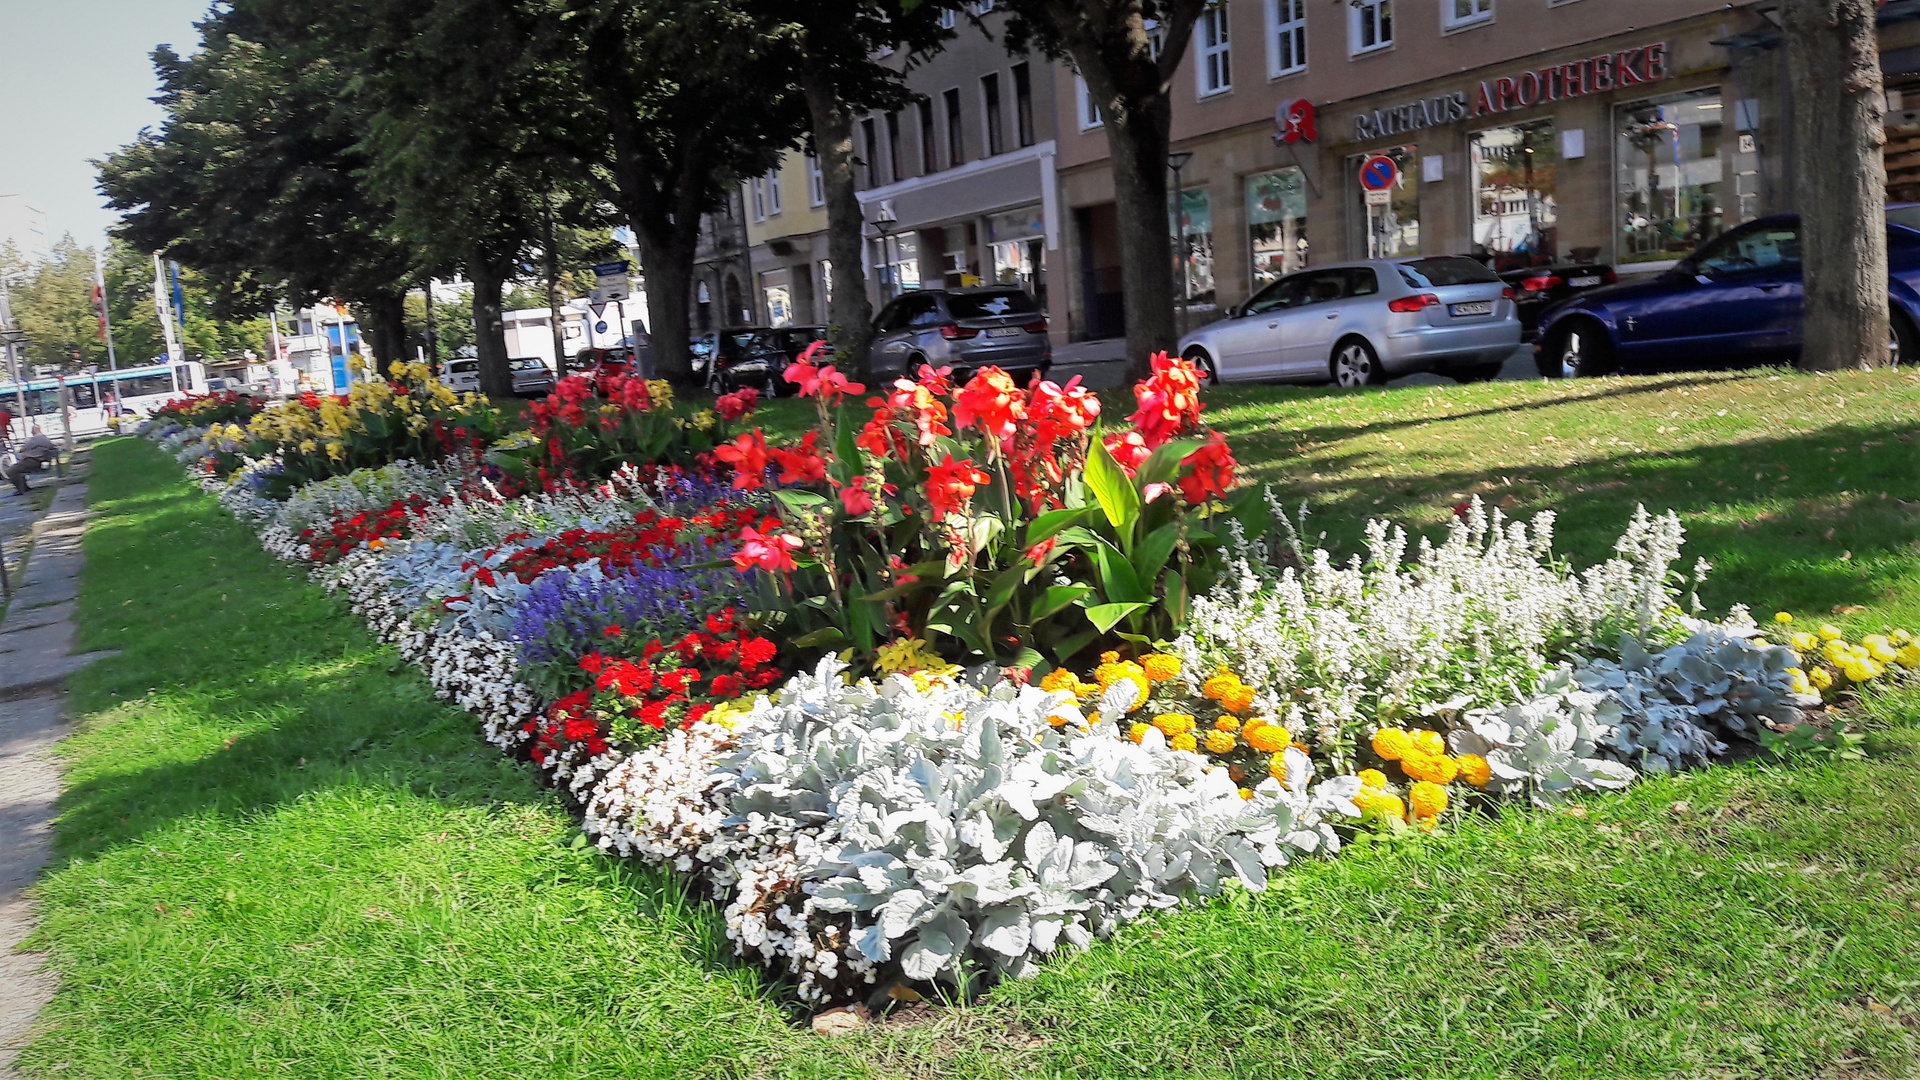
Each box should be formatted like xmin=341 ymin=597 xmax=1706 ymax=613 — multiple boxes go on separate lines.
xmin=1354 ymin=145 xmax=1419 ymax=258
xmin=988 ymin=207 xmax=1046 ymax=304
xmin=874 ymin=232 xmax=921 ymax=293
xmin=1471 ymin=120 xmax=1558 ymax=268
xmin=763 ymin=285 xmax=793 ymax=327
xmin=1247 ymin=167 xmax=1309 ymax=288
xmin=1170 ymin=187 xmax=1216 ymax=305
xmin=1616 ymin=87 xmax=1724 ymax=263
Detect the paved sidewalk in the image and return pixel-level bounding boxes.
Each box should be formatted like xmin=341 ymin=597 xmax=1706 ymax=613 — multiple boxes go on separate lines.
xmin=0 ymin=456 xmax=107 ymax=1077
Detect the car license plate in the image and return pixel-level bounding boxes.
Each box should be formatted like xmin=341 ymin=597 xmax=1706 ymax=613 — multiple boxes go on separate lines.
xmin=1569 ymin=275 xmax=1602 ymax=288
xmin=987 ymin=327 xmax=1022 ymax=338
xmin=1449 ymin=301 xmax=1493 ymax=317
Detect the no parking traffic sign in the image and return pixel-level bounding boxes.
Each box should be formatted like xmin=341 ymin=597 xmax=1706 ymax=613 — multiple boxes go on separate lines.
xmin=1359 ymin=155 xmax=1398 ymax=192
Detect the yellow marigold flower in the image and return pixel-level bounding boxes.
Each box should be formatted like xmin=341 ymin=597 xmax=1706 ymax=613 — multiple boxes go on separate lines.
xmin=1892 ymin=629 xmax=1913 ymax=646
xmin=1788 ymin=668 xmax=1814 ymax=696
xmin=1243 ymin=720 xmax=1288 ymax=754
xmin=1170 ymin=732 xmax=1198 ymax=753
xmin=1809 ymin=666 xmax=1834 ymax=690
xmin=1410 ymin=729 xmax=1446 ymax=757
xmin=1095 ymin=658 xmax=1151 ymax=711
xmin=1141 ymin=654 xmax=1181 ymax=682
xmin=1152 ymin=712 xmax=1195 ymax=737
xmin=1866 ymin=638 xmax=1899 ymax=662
xmin=1819 ymin=623 xmax=1845 ymax=641
xmin=1218 ymin=683 xmax=1257 ymax=715
xmin=1238 ymin=787 xmax=1254 ymax=800
xmin=1357 ymin=768 xmax=1389 ymax=790
xmin=1201 ymin=671 xmax=1240 ymax=701
xmin=1213 ymin=715 xmax=1241 ymax=733
xmin=1128 ymin=722 xmax=1150 ymax=744
xmin=1774 ymin=611 xmax=1794 ymax=624
xmin=1040 ymin=668 xmax=1084 ymax=695
xmin=1791 ymin=631 xmax=1819 ymax=652
xmin=1356 ymin=790 xmax=1406 ymax=821
xmin=1409 ymin=781 xmax=1449 ymax=819
xmin=1455 ymin=753 xmax=1492 ymax=788
xmin=1269 ymin=752 xmax=1288 ymax=778
xmin=1371 ymin=727 xmax=1413 ymax=761
xmin=1047 ymin=711 xmax=1072 ymax=728
xmin=1897 ymin=644 xmax=1920 ymax=669
xmin=1204 ymin=729 xmax=1237 ymax=754
xmin=1100 ymin=650 xmax=1120 ymax=664
xmin=1400 ymin=751 xmax=1459 ymax=785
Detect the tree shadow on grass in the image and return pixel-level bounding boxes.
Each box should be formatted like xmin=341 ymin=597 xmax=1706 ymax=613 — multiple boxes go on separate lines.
xmin=60 ymin=439 xmax=782 ymax=1001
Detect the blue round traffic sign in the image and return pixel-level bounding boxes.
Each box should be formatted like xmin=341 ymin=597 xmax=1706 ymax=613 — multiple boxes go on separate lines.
xmin=1359 ymin=155 xmax=1399 ymax=192
xmin=594 ymin=321 xmax=609 ymax=333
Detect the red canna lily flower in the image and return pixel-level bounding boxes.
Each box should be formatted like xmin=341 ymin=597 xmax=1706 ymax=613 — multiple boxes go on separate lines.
xmin=712 ymin=430 xmax=771 ymax=489
xmin=1177 ymin=433 xmax=1236 ymax=505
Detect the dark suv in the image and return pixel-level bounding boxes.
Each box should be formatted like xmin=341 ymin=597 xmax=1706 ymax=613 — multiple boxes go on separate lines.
xmin=868 ymin=287 xmax=1051 ymax=382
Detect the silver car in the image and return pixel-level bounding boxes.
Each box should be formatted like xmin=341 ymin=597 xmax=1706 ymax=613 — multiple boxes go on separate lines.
xmin=439 ymin=357 xmax=481 ymax=393
xmin=1178 ymin=256 xmax=1520 ymax=387
xmin=509 ymin=357 xmax=556 ymax=396
xmin=868 ymin=286 xmax=1052 ymax=382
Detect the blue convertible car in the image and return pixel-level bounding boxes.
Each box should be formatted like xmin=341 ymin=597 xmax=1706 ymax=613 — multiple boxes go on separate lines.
xmin=1533 ymin=212 xmax=1920 ymax=378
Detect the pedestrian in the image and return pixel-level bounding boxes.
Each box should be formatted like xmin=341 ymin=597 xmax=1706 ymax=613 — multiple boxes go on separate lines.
xmin=2 ymin=425 xmax=57 ymax=495
xmin=0 ymin=403 xmax=14 ymax=449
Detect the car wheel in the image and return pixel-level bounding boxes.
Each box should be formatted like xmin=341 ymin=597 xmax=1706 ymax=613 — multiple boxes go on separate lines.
xmin=1890 ymin=309 xmax=1918 ymax=366
xmin=705 ymin=363 xmax=727 ymax=396
xmin=1329 ymin=338 xmax=1384 ymax=388
xmin=1541 ymin=319 xmax=1615 ymax=379
xmin=1183 ymin=346 xmax=1221 ymax=385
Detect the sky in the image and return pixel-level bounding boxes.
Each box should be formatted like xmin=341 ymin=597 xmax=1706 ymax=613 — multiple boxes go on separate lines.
xmin=0 ymin=0 xmax=212 ymax=251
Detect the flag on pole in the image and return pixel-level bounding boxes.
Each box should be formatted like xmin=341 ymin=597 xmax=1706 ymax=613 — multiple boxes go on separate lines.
xmin=153 ymin=252 xmax=181 ymax=363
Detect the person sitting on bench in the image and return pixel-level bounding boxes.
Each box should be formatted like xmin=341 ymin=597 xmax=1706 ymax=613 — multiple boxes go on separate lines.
xmin=4 ymin=426 xmax=57 ymax=495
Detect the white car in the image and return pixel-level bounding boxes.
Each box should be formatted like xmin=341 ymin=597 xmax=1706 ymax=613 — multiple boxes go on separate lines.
xmin=1179 ymin=256 xmax=1521 ymax=387
xmin=439 ymin=358 xmax=480 ymax=393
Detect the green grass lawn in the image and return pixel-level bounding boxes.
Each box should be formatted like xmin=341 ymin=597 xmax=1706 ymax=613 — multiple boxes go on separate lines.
xmin=19 ymin=369 xmax=1920 ymax=1078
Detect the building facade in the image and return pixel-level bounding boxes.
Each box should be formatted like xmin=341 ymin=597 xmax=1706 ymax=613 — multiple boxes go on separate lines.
xmin=742 ymin=152 xmax=833 ymax=327
xmin=1050 ymin=0 xmax=1920 ymax=340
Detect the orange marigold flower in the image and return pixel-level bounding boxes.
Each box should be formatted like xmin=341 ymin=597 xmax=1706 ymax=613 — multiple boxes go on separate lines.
xmin=1243 ymin=721 xmax=1288 ymax=754
xmin=1456 ymin=753 xmax=1492 ymax=788
xmin=1204 ymin=729 xmax=1237 ymax=754
xmin=1371 ymin=727 xmax=1413 ymax=761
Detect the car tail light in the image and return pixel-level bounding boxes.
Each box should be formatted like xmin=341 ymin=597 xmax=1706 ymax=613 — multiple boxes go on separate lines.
xmin=1021 ymin=318 xmax=1049 ymax=334
xmin=1601 ymin=268 xmax=1618 ymax=285
xmin=1521 ymin=274 xmax=1565 ymax=292
xmin=939 ymin=323 xmax=980 ymax=340
xmin=1501 ymin=287 xmax=1519 ymax=301
xmin=1388 ymin=293 xmax=1441 ymax=313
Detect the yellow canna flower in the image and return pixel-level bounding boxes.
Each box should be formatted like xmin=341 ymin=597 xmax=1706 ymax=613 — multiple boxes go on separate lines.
xmin=1773 ymin=611 xmax=1794 ymax=624
xmin=1809 ymin=667 xmax=1834 ymax=690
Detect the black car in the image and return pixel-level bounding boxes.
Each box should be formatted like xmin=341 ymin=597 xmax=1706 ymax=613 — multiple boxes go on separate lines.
xmin=698 ymin=327 xmax=779 ymax=394
xmin=1489 ymin=259 xmax=1617 ymax=340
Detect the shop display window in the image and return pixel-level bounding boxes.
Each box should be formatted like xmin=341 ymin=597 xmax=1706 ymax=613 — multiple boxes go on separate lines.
xmin=1247 ymin=167 xmax=1309 ymax=288
xmin=1170 ymin=187 xmax=1216 ymax=306
xmin=1616 ymin=87 xmax=1724 ymax=263
xmin=874 ymin=232 xmax=921 ymax=293
xmin=1470 ymin=119 xmax=1558 ymax=268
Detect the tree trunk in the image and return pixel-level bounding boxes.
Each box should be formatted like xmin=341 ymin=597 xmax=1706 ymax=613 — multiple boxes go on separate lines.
xmin=359 ymin=290 xmax=408 ymax=371
xmin=1786 ymin=0 xmax=1889 ymax=370
xmin=542 ymin=191 xmax=568 ymax=373
xmin=467 ymin=250 xmax=514 ymax=398
xmin=801 ymin=66 xmax=876 ymax=373
xmin=632 ymin=224 xmax=697 ymax=384
xmin=1103 ymin=98 xmax=1178 ymax=381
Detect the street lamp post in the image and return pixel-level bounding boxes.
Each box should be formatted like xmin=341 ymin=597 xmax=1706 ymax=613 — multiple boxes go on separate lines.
xmin=1168 ymin=151 xmax=1195 ymax=338
xmin=873 ymin=202 xmax=899 ymax=302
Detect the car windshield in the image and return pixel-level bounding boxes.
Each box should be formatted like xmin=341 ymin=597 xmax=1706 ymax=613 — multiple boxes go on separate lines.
xmin=1890 ymin=205 xmax=1920 ymax=232
xmin=947 ymin=290 xmax=1039 ymax=319
xmin=448 ymin=360 xmax=478 ymax=373
xmin=1397 ymin=257 xmax=1502 ymax=287
xmin=509 ymin=358 xmax=544 ymax=371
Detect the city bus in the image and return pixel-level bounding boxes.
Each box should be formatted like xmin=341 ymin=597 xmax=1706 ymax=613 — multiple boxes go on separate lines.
xmin=0 ymin=360 xmax=207 ymax=441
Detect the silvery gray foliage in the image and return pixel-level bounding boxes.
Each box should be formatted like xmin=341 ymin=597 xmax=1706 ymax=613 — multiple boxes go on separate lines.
xmin=713 ymin=660 xmax=1360 ymax=994
xmin=1447 ymin=669 xmax=1638 ymax=805
xmin=1574 ymin=621 xmax=1805 ymax=774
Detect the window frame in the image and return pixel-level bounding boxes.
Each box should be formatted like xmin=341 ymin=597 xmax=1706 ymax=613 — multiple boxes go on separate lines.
xmin=807 ymin=154 xmax=824 ymax=207
xmin=766 ymin=169 xmax=782 ymax=215
xmin=1349 ymin=0 xmax=1393 ymax=56
xmin=981 ymin=71 xmax=1005 ymax=157
xmin=885 ymin=110 xmax=904 ymax=182
xmin=860 ymin=117 xmax=880 ymax=188
xmin=1195 ymin=3 xmax=1232 ymax=98
xmin=1266 ymin=0 xmax=1306 ymax=79
xmin=918 ymin=99 xmax=938 ymax=173
xmin=1441 ymin=0 xmax=1493 ymax=32
xmin=749 ymin=176 xmax=767 ymax=221
xmin=943 ymin=87 xmax=965 ymax=168
xmin=1012 ymin=62 xmax=1035 ymax=147
xmin=1076 ymin=75 xmax=1103 ymax=131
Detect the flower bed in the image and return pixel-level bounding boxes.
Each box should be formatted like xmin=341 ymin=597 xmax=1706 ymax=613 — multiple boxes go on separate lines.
xmin=143 ymin=353 xmax=1903 ymax=1006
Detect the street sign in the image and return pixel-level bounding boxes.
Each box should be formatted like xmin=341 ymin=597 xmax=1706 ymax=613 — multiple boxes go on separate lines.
xmin=591 ymin=260 xmax=631 ymax=303
xmin=590 ymin=260 xmax=630 ymax=277
xmin=1359 ymin=155 xmax=1399 ymax=192
xmin=1365 ymin=189 xmax=1392 ymax=207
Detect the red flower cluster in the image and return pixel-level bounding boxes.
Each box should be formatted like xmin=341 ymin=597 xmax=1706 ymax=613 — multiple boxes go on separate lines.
xmin=715 ymin=387 xmax=759 ymax=421
xmin=477 ymin=506 xmax=773 ymax=585
xmin=1128 ymin=351 xmax=1206 ymax=449
xmin=302 ymin=495 xmax=450 ymax=563
xmin=525 ymin=608 xmax=783 ymax=760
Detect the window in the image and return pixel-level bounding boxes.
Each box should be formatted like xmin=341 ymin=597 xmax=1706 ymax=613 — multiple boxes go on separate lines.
xmin=861 ymin=117 xmax=880 ymax=187
xmin=918 ymin=100 xmax=938 ymax=173
xmin=1690 ymin=223 xmax=1801 ymax=278
xmin=982 ymin=73 xmax=1005 ymax=156
xmin=1247 ymin=167 xmax=1309 ymax=287
xmin=1471 ymin=121 xmax=1557 ymax=267
xmin=1170 ymin=186 xmax=1216 ymax=305
xmin=1397 ymin=257 xmax=1501 ymax=287
xmin=938 ymin=9 xmax=956 ymax=29
xmin=875 ymin=231 xmax=922 ymax=294
xmin=944 ymin=88 xmax=964 ymax=168
xmin=749 ymin=176 xmax=767 ymax=221
xmin=1616 ymin=87 xmax=1726 ymax=262
xmin=1076 ymin=75 xmax=1102 ymax=130
xmin=807 ymin=154 xmax=824 ymax=207
xmin=766 ymin=169 xmax=782 ymax=215
xmin=1012 ymin=63 xmax=1035 ymax=147
xmin=948 ymin=289 xmax=1039 ymax=319
xmin=1268 ymin=0 xmax=1306 ymax=78
xmin=1351 ymin=0 xmax=1392 ymax=54
xmin=886 ymin=111 xmax=903 ymax=182
xmin=972 ymin=0 xmax=994 ymax=12
xmin=1196 ymin=4 xmax=1231 ymax=96
xmin=1444 ymin=0 xmax=1492 ymax=29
